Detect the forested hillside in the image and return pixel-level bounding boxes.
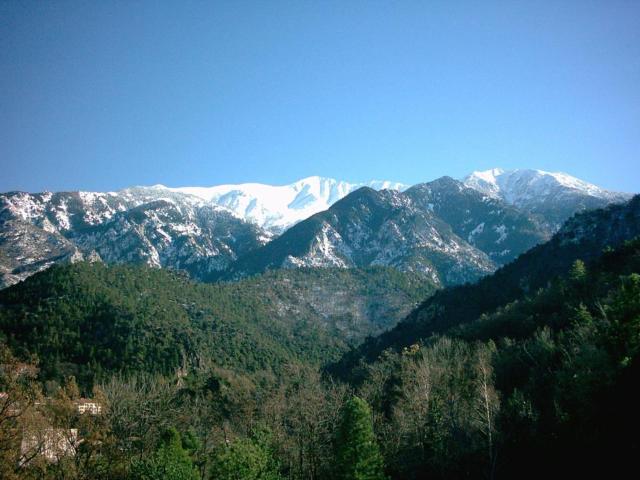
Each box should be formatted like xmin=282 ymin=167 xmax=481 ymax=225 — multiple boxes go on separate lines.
xmin=349 ymin=236 xmax=640 ymax=479
xmin=0 ymin=263 xmax=433 ymax=390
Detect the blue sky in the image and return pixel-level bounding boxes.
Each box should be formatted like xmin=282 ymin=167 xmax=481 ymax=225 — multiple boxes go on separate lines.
xmin=1 ymin=1 xmax=639 ymax=193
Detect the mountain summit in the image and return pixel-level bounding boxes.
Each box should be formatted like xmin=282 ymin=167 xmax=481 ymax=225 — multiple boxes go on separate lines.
xmin=463 ymin=168 xmax=631 ymax=228
xmin=161 ymin=176 xmax=408 ymax=233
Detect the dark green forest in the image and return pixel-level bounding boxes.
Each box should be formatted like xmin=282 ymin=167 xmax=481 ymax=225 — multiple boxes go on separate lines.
xmin=0 ymin=264 xmax=432 ymax=390
xmin=1 ymin=201 xmax=639 ymax=479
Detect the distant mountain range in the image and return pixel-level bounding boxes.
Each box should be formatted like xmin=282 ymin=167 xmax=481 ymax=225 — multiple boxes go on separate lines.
xmin=0 ymin=169 xmax=632 ymax=288
xmin=158 ymin=169 xmax=629 ymax=234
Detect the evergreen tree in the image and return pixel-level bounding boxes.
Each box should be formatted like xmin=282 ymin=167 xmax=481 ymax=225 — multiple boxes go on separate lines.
xmin=569 ymin=259 xmax=587 ymax=283
xmin=208 ymin=432 xmax=282 ymax=480
xmin=130 ymin=428 xmax=199 ymax=480
xmin=334 ymin=396 xmax=386 ymax=480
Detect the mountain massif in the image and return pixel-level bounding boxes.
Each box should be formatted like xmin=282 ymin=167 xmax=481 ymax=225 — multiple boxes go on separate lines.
xmin=0 ymin=169 xmax=630 ymax=289
xmin=0 ymin=188 xmax=269 ymax=288
xmin=223 ymin=184 xmax=500 ymax=286
xmin=221 ymin=171 xmax=627 ymax=286
xmin=163 ymin=176 xmax=408 ymax=233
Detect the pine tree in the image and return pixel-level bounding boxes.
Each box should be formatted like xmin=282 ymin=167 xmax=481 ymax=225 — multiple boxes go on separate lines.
xmin=334 ymin=396 xmax=386 ymax=480
xmin=569 ymin=259 xmax=587 ymax=283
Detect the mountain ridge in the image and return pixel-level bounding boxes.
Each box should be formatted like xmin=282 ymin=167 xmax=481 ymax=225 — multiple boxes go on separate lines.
xmin=220 ymin=178 xmax=551 ymax=286
xmin=161 ymin=176 xmax=409 ymax=233
xmin=1 ymin=169 xmax=632 ymax=289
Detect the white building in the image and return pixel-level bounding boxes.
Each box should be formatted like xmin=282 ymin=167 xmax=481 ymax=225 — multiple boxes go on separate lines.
xmin=75 ymin=398 xmax=102 ymax=415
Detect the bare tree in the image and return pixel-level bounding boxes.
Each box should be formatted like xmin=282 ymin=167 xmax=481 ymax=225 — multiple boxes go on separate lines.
xmin=260 ymin=363 xmax=348 ymax=480
xmin=473 ymin=341 xmax=500 ymax=480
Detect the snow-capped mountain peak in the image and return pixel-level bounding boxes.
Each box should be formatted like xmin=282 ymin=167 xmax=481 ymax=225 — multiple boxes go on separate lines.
xmin=464 ymin=168 xmax=621 ymax=202
xmin=161 ymin=176 xmax=408 ymax=233
xmin=463 ymin=168 xmax=631 ymax=230
xmin=462 ymin=168 xmax=508 ymax=198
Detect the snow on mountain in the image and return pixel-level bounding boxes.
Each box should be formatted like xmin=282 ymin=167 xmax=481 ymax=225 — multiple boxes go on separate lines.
xmin=463 ymin=168 xmax=626 ymax=204
xmin=223 ymin=187 xmax=497 ymax=287
xmin=0 ymin=189 xmax=268 ymax=288
xmin=1 ymin=171 xmax=630 ymax=288
xmin=463 ymin=168 xmax=632 ymax=229
xmin=0 ymin=176 xmax=406 ymax=288
xmin=405 ymin=176 xmax=551 ymax=265
xmin=161 ymin=176 xmax=408 ymax=233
